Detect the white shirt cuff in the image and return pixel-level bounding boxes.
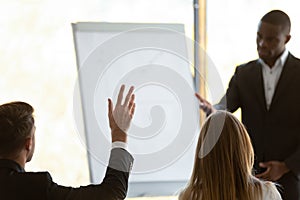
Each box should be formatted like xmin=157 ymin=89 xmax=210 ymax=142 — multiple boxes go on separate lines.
xmin=112 ymin=141 xmax=128 ymax=150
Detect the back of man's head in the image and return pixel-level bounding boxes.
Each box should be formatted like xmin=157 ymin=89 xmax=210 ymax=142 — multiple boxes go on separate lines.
xmin=261 ymin=10 xmax=291 ymax=34
xmin=0 ymin=102 xmax=34 ymax=158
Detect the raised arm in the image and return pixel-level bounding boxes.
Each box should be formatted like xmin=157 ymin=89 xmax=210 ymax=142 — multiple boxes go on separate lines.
xmin=47 ymin=85 xmax=135 ymax=200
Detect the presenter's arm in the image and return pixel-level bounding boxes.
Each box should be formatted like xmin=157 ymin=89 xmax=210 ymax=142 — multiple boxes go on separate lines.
xmin=217 ymin=66 xmax=241 ymax=112
xmin=195 ymin=66 xmax=242 ymax=115
xmin=46 ymin=85 xmax=135 ymax=200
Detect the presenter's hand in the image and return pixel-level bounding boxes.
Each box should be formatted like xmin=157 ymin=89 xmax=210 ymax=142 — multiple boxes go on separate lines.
xmin=195 ymin=93 xmax=216 ymax=115
xmin=256 ymin=161 xmax=290 ymax=181
xmin=108 ymin=85 xmax=135 ymax=143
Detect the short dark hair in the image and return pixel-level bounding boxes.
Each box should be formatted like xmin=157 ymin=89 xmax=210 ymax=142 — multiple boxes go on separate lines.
xmin=261 ymin=10 xmax=291 ymax=33
xmin=0 ymin=102 xmax=34 ymax=157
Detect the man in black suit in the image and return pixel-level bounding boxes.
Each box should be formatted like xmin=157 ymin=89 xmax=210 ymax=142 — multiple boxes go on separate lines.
xmin=196 ymin=10 xmax=300 ymax=200
xmin=0 ymin=85 xmax=135 ymax=200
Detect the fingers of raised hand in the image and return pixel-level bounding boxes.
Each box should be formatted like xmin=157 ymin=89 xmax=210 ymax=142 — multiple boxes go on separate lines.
xmin=110 ymin=85 xmax=135 ymax=132
xmin=108 ymin=98 xmax=117 ymax=129
xmin=128 ymin=93 xmax=135 ymax=108
xmin=123 ymin=86 xmax=135 ymax=106
xmin=116 ymin=85 xmax=125 ymax=106
xmin=130 ymin=103 xmax=136 ymax=118
xmin=108 ymin=98 xmax=113 ymax=116
xmin=116 ymin=84 xmax=135 ymax=106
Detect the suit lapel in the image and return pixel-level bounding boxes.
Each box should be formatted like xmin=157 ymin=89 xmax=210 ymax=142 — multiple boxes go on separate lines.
xmin=254 ymin=60 xmax=268 ymax=112
xmin=269 ymin=53 xmax=296 ymax=110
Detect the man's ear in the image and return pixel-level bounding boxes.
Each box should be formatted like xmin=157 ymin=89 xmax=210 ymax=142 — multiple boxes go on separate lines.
xmin=25 ymin=137 xmax=33 ymax=151
xmin=285 ymin=34 xmax=291 ymax=44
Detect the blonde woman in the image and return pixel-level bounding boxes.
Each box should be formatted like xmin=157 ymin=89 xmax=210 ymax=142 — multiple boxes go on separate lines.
xmin=179 ymin=111 xmax=281 ymax=200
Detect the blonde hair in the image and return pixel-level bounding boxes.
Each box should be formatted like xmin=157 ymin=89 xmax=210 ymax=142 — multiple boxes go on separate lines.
xmin=179 ymin=111 xmax=264 ymax=200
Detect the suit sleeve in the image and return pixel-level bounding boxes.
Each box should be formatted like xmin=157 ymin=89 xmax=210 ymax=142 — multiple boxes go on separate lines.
xmin=214 ymin=67 xmax=241 ymax=113
xmin=46 ymin=148 xmax=134 ymax=200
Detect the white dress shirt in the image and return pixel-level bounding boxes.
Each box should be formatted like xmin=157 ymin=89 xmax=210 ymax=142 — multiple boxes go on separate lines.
xmin=259 ymin=49 xmax=289 ymax=110
xmin=109 ymin=142 xmax=133 ymax=172
xmin=112 ymin=141 xmax=128 ymax=150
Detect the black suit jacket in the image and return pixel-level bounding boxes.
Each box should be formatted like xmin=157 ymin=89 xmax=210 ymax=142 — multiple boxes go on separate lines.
xmin=0 ymin=148 xmax=133 ymax=200
xmin=217 ymin=53 xmax=300 ymax=199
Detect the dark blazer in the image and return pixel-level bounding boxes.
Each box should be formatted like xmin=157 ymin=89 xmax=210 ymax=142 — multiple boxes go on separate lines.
xmin=0 ymin=148 xmax=133 ymax=200
xmin=218 ymin=53 xmax=300 ymax=200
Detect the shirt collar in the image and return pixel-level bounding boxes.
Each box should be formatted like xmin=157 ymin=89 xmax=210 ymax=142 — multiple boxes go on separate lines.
xmin=278 ymin=48 xmax=289 ymax=67
xmin=259 ymin=49 xmax=289 ymax=70
xmin=0 ymin=159 xmax=25 ymax=172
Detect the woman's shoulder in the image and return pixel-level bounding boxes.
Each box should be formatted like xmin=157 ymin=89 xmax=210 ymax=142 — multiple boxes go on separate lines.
xmin=261 ymin=181 xmax=282 ymax=200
